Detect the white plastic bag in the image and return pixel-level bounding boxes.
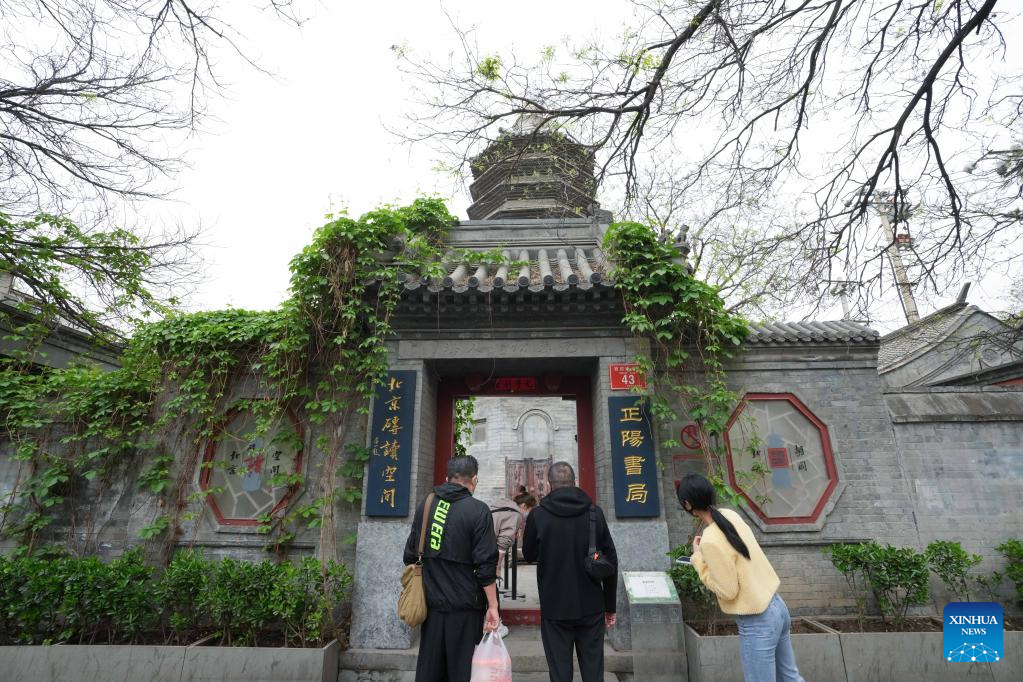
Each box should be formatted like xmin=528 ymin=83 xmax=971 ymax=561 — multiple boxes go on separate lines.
xmin=470 ymin=631 xmax=512 ymax=682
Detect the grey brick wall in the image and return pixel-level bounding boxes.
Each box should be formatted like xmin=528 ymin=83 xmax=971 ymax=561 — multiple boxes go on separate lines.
xmin=661 ymin=346 xmax=1023 ymax=616
xmin=887 ymin=389 xmax=1023 ymax=607
xmin=5 ymin=330 xmax=1021 ymax=625
xmin=0 ymin=375 xmax=366 ymax=567
xmin=662 ymin=344 xmax=921 ymax=616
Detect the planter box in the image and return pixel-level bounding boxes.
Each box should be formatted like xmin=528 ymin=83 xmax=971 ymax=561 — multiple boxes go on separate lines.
xmin=0 ymin=639 xmax=339 ymax=682
xmin=684 ymin=620 xmax=844 ymax=682
xmin=997 ymin=631 xmax=1023 ymax=682
xmin=837 ymin=630 xmax=993 ymax=682
xmin=685 ymin=619 xmax=1021 ymax=682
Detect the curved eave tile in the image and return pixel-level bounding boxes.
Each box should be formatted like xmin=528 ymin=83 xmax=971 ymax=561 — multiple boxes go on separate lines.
xmin=745 ymin=320 xmax=880 ymax=346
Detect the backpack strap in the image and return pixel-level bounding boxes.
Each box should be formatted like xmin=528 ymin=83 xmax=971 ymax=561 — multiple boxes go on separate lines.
xmin=416 ymin=493 xmax=436 ymax=563
xmin=588 ymin=505 xmax=597 ymax=556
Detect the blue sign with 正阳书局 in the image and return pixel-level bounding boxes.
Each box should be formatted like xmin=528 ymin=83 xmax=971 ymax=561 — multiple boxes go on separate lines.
xmin=608 ymin=396 xmax=660 ymax=518
xmin=365 ymin=370 xmax=417 ymax=517
xmin=943 ymin=602 xmax=1003 ymax=663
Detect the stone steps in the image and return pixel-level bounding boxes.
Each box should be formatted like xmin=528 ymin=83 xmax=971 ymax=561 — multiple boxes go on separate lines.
xmin=512 ymin=675 xmax=619 ymax=682
xmin=340 ymin=674 xmax=619 ymax=682
xmin=340 ymin=626 xmax=633 ymax=677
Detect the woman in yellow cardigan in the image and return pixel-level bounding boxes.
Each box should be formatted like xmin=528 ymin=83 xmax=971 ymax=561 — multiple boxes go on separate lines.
xmin=676 ymin=474 xmax=804 ymax=682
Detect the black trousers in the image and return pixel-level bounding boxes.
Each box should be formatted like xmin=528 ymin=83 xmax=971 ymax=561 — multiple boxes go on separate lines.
xmin=415 ymin=608 xmax=485 ymax=682
xmin=540 ymin=612 xmax=606 ymax=682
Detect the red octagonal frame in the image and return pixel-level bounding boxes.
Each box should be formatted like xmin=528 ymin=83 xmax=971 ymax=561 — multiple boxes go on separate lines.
xmin=198 ymin=405 xmax=305 ymax=527
xmin=723 ymin=392 xmax=839 ymax=525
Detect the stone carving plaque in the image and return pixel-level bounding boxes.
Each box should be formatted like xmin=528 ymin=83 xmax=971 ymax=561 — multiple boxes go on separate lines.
xmin=199 ymin=407 xmax=303 ymax=526
xmin=724 ymin=393 xmax=838 ymax=525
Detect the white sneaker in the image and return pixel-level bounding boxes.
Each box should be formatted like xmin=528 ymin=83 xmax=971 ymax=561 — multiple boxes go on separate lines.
xmin=497 ymin=624 xmax=509 ymax=638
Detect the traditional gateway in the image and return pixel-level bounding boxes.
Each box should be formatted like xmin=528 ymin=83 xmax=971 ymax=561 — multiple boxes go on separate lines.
xmin=1 ymin=121 xmax=1021 ymax=668
xmin=348 ymin=123 xmax=1023 ymax=653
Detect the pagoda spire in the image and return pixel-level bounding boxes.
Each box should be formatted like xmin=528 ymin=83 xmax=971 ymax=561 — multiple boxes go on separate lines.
xmin=466 ymin=115 xmax=605 ymax=221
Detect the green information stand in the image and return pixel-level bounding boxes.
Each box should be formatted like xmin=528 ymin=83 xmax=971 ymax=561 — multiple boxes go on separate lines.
xmin=624 ymin=571 xmax=680 ymax=605
xmin=622 ymin=571 xmax=688 ymax=681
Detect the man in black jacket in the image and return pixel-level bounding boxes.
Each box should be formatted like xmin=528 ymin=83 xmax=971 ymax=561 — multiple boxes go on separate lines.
xmin=403 ymin=455 xmax=500 ymax=682
xmin=523 ymin=461 xmax=618 ymax=682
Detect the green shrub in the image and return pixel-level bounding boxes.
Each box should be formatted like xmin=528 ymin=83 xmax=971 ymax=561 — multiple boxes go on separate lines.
xmin=0 ymin=555 xmax=67 ymax=643
xmin=668 ymin=544 xmax=719 ymax=632
xmin=825 ymin=543 xmax=871 ymax=631
xmin=925 ymin=540 xmax=981 ymax=603
xmin=997 ymin=539 xmax=1023 ymax=605
xmin=271 ymin=557 xmax=352 ymax=647
xmin=866 ymin=544 xmax=930 ymax=628
xmin=155 ymin=550 xmax=212 ymax=644
xmin=0 ymin=551 xmax=351 ymax=646
xmin=974 ymin=570 xmax=1005 ymax=604
xmin=201 ymin=557 xmax=282 ymax=646
xmin=104 ymin=551 xmax=157 ymax=643
xmin=826 ymin=542 xmax=930 ymax=630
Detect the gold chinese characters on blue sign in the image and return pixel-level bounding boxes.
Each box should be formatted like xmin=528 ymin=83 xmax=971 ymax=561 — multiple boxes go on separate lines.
xmin=608 ymin=396 xmax=660 ymax=518
xmin=366 ymin=370 xmax=417 ymax=517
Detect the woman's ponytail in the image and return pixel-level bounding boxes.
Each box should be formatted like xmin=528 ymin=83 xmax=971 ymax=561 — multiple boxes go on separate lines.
xmin=677 ymin=473 xmax=752 ymax=560
xmin=709 ymin=505 xmax=750 ymax=560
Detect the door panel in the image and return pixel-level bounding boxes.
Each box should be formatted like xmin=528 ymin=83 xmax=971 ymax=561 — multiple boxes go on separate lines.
xmin=505 ymin=459 xmax=527 ymax=498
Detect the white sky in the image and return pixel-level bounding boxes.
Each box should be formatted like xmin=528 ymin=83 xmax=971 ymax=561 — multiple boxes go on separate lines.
xmin=151 ymin=0 xmax=1018 ymax=333
xmin=155 ymin=1 xmax=619 ymax=311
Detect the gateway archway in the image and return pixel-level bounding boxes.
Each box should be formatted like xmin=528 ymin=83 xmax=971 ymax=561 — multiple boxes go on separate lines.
xmin=434 ymin=372 xmax=596 ymax=626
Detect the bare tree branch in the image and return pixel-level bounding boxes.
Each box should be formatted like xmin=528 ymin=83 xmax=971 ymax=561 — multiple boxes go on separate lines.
xmin=397 ymin=0 xmax=1022 ymax=321
xmin=0 ymin=0 xmax=303 ymax=217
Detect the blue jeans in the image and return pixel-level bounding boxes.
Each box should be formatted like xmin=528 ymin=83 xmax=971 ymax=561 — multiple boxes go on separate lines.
xmin=734 ymin=594 xmax=805 ymax=682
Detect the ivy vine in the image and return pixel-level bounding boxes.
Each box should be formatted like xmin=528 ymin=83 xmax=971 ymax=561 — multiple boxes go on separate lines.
xmin=6 ymin=207 xmax=758 ymax=566
xmin=0 ymin=198 xmax=456 ymax=565
xmin=603 ymin=221 xmax=752 ymax=505
xmin=453 ymin=397 xmax=476 ymax=459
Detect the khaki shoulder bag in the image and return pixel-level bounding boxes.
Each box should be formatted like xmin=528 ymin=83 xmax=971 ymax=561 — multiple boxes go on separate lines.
xmin=397 ymin=493 xmax=434 ymax=627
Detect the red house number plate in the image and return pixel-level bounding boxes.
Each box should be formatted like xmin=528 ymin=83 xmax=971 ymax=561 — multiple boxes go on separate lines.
xmin=609 ymin=364 xmax=647 ymax=390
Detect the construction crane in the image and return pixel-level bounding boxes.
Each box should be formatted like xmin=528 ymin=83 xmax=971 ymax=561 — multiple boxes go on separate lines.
xmin=868 ymin=190 xmax=921 ymax=325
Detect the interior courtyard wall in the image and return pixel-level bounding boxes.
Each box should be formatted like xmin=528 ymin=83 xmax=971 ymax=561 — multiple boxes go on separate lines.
xmin=466 ymin=395 xmax=578 ymax=503
xmin=879 ymin=311 xmax=1023 ymax=389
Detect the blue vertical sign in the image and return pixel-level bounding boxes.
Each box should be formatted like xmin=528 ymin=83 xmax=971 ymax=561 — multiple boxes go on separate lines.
xmin=608 ymin=396 xmax=660 ymax=518
xmin=366 ymin=370 xmax=417 ymax=517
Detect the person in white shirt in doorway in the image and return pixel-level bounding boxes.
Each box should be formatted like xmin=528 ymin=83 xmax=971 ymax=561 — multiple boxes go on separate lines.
xmin=489 ymin=495 xmax=523 ymax=638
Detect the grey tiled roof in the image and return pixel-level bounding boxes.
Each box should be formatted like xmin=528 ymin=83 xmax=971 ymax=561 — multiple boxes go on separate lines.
xmin=386 ymin=247 xmax=880 ymax=346
xmin=397 ymin=247 xmax=612 ymax=294
xmin=746 ymin=320 xmax=880 ymax=345
xmin=877 ymin=302 xmax=975 ymax=369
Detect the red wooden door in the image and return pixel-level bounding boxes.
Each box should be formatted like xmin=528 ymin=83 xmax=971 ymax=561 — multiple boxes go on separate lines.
xmin=505 ymin=459 xmax=527 ymax=498
xmin=505 ymin=457 xmax=553 ymax=499
xmin=532 ymin=458 xmax=551 ymax=498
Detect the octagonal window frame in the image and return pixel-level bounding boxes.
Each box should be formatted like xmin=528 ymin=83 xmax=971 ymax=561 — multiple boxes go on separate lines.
xmin=723 ymin=392 xmax=840 ymax=527
xmin=197 ymin=404 xmax=305 ymax=527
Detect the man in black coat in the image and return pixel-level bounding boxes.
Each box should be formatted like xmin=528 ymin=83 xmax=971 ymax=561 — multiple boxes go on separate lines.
xmin=523 ymin=461 xmax=618 ymax=682
xmin=403 ymin=455 xmax=501 ymax=682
